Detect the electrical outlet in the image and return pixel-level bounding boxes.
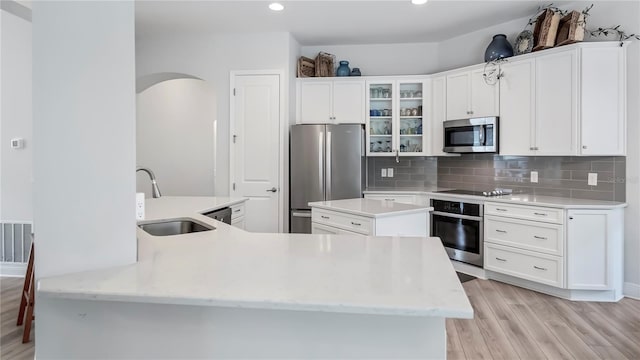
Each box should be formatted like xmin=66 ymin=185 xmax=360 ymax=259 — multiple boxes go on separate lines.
xmin=387 ymin=168 xmax=394 ymax=178
xmin=588 ymin=173 xmax=598 ymax=186
xmin=381 ymin=168 xmax=387 ymax=177
xmin=530 ymin=171 xmax=538 ymax=183
xmin=136 ymin=193 xmax=145 ymax=220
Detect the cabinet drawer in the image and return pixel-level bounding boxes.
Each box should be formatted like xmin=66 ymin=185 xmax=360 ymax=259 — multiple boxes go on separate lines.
xmin=485 ymin=243 xmax=564 ymax=288
xmin=363 ymin=194 xmax=418 ymax=205
xmin=485 ymin=202 xmax=563 ymax=224
xmin=311 ymin=222 xmax=364 ymax=236
xmin=231 ymin=203 xmax=245 ymax=220
xmin=312 ymin=209 xmax=373 ymax=235
xmin=485 ymin=216 xmax=564 ymax=256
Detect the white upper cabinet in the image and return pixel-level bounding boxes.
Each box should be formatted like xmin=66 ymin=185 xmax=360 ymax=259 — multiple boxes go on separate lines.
xmin=580 ymin=46 xmax=626 ymax=155
xmin=470 ymin=68 xmax=500 ymax=118
xmin=430 ymin=76 xmax=448 ymax=156
xmin=297 ymin=79 xmax=365 ymax=124
xmin=366 ymin=79 xmax=430 ymax=157
xmin=446 ymin=67 xmax=499 ymax=120
xmin=499 ymin=43 xmax=626 ymax=156
xmin=445 ymin=72 xmax=470 ymax=120
xmin=535 ymin=50 xmax=578 ymax=155
xmin=332 ymin=81 xmax=365 ymax=124
xmin=499 ymin=58 xmax=535 ymax=156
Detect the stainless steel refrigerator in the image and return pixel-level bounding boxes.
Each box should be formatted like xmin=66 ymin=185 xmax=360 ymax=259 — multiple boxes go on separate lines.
xmin=290 ymin=124 xmax=365 ymax=233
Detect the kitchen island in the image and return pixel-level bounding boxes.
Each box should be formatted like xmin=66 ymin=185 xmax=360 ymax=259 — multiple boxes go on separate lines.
xmin=36 ymin=197 xmax=472 ymax=359
xmin=309 ymin=198 xmax=433 ymax=236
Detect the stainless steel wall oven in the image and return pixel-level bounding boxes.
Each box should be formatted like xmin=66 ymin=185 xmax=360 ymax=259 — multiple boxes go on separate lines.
xmin=430 ymin=197 xmax=484 ymax=267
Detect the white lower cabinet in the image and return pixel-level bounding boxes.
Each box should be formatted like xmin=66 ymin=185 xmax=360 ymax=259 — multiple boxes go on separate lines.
xmin=311 ymin=222 xmax=363 ymax=235
xmin=231 ymin=203 xmax=246 ymax=230
xmin=311 ymin=207 xmax=427 ymax=237
xmin=566 ymin=209 xmax=624 ymax=290
xmin=485 ymin=216 xmax=563 ymax=256
xmin=484 ymin=202 xmax=624 ymax=300
xmin=485 ymin=243 xmax=564 ymax=288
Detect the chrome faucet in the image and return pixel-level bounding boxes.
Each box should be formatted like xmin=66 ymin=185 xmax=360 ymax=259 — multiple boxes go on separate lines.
xmin=136 ymin=167 xmax=162 ymax=198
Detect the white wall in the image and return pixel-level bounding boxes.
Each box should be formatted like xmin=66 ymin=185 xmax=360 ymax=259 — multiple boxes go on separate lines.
xmin=437 ymin=16 xmax=526 ymax=71
xmin=286 ymin=34 xmax=301 ymax=232
xmin=301 ymin=42 xmax=439 ymax=76
xmin=0 ymin=9 xmax=32 ymax=222
xmin=136 ymin=79 xmax=216 ymax=197
xmin=32 ymin=1 xmax=137 ymax=279
xmin=436 ymin=1 xmax=640 ymax=294
xmin=136 ymin=32 xmax=292 ymax=196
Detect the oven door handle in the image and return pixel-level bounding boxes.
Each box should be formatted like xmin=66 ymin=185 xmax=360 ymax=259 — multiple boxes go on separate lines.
xmin=431 ymin=211 xmax=483 ymax=221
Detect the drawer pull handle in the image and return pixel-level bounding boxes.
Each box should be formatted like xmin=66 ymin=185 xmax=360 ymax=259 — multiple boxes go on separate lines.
xmin=496 ymin=208 xmax=508 ymax=212
xmin=495 ymin=229 xmax=507 ymax=233
xmin=384 ymin=198 xmax=395 ymax=201
xmin=534 ymin=212 xmax=548 ymax=216
xmin=234 ymin=209 xmax=241 ymax=213
xmin=495 ymin=257 xmax=507 ymax=262
xmin=533 ymin=266 xmax=548 ymax=271
xmin=351 ymin=222 xmax=362 ymax=226
xmin=533 ymin=235 xmax=547 ymax=240
xmin=321 ymin=215 xmax=330 ymax=219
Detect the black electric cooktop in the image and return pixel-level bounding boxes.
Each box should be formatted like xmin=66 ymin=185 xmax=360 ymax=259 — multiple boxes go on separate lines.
xmin=435 ymin=189 xmax=485 ymax=196
xmin=435 ymin=189 xmax=511 ymax=197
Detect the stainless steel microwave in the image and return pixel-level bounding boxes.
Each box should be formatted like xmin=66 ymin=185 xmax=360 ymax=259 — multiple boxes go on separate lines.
xmin=443 ymin=117 xmax=498 ymax=153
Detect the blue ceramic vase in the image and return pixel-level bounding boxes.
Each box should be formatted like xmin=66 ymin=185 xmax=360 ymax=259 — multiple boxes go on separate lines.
xmin=484 ymin=34 xmax=514 ymax=62
xmin=336 ymin=61 xmax=350 ymax=77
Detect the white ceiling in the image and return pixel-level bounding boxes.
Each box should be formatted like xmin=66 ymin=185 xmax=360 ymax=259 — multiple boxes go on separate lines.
xmin=135 ymin=0 xmax=557 ymax=45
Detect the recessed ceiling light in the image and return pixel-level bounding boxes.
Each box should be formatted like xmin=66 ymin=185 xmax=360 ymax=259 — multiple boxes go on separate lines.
xmin=411 ymin=0 xmax=428 ymax=4
xmin=269 ymin=2 xmax=284 ymax=11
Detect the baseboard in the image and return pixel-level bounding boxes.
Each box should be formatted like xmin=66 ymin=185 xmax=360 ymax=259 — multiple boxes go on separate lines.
xmin=0 ymin=262 xmax=27 ymax=277
xmin=451 ymin=260 xmax=487 ymax=279
xmin=624 ymin=282 xmax=640 ymax=300
xmin=488 ymin=271 xmax=623 ymax=302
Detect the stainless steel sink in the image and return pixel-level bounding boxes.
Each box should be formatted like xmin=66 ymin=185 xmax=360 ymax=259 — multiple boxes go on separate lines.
xmin=138 ymin=218 xmax=215 ymax=236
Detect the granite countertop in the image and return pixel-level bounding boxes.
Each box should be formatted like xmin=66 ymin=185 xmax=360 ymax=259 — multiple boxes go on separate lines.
xmin=364 ymin=188 xmax=627 ymax=209
xmin=309 ymin=198 xmax=433 ymax=218
xmin=37 ymin=197 xmax=473 ymax=319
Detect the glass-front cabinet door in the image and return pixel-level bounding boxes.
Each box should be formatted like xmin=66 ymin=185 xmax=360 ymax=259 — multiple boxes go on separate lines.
xmin=398 ymin=81 xmax=425 ymax=155
xmin=366 ymin=79 xmax=428 ymax=157
xmin=366 ymin=81 xmax=394 ymax=154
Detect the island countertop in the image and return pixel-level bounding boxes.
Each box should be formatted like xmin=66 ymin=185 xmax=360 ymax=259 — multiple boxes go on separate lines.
xmin=37 ymin=197 xmax=472 ymax=319
xmin=364 ymin=189 xmax=627 ymax=209
xmin=309 ymin=198 xmax=433 ymax=218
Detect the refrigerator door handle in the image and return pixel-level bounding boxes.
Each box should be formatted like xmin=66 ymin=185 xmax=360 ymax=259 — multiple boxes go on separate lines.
xmin=326 ymin=129 xmax=332 ymax=200
xmin=319 ymin=130 xmax=325 ymax=200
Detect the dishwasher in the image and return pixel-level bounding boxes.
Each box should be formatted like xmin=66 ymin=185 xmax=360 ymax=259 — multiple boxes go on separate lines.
xmin=202 ymin=207 xmax=232 ymax=224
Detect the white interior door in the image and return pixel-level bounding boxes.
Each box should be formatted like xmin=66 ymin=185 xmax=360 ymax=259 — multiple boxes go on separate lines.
xmin=231 ymin=74 xmax=281 ymax=232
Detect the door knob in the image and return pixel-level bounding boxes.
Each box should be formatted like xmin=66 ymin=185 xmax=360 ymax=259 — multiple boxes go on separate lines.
xmin=266 ymin=187 xmax=278 ymax=193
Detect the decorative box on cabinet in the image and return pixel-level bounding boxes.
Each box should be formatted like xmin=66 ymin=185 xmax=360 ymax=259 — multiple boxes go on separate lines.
xmin=499 ymin=42 xmax=626 ymax=156
xmin=445 ymin=67 xmax=499 ymax=121
xmin=297 ymin=79 xmax=365 ymax=124
xmin=366 ymin=79 xmax=430 ymax=157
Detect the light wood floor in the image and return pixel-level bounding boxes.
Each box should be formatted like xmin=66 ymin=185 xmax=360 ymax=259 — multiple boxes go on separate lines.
xmin=447 ymin=279 xmax=640 ymax=360
xmin=1 ymin=276 xmax=639 ymax=360
xmin=1 ymin=277 xmax=34 ymax=360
